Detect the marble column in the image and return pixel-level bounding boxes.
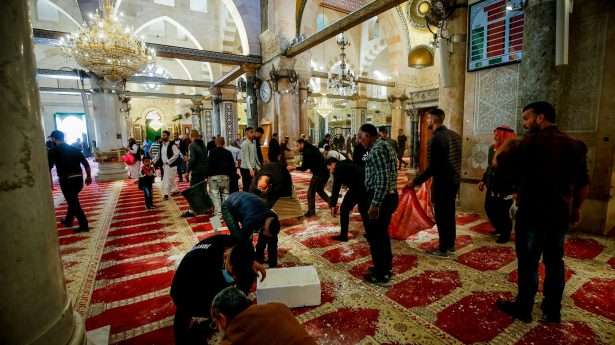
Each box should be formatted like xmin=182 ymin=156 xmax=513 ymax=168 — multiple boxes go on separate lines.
xmin=351 ymin=96 xmax=368 ymax=134
xmin=438 ymin=6 xmax=467 ymax=134
xmin=245 ymin=66 xmax=259 ymax=129
xmin=299 ymin=79 xmax=310 ymax=138
xmin=211 ymin=88 xmax=222 ymax=137
xmin=202 ymin=101 xmax=214 ymax=140
xmin=0 ymin=0 xmax=86 ymax=344
xmin=517 ymin=0 xmax=559 ymax=114
xmin=389 ymin=96 xmax=406 ymax=139
xmin=275 ymin=76 xmax=301 ymax=145
xmin=89 ymin=79 xmax=127 ymax=181
xmin=190 ymin=96 xmax=204 ymax=134
xmin=220 ymin=87 xmax=238 ymax=145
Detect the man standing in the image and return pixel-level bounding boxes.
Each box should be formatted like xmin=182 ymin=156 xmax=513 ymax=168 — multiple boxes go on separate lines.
xmin=397 ymin=129 xmax=408 ymax=169
xmin=254 ymin=127 xmax=265 ymax=166
xmin=296 ymin=138 xmax=330 ymax=217
xmin=182 ymin=130 xmax=208 ymax=217
xmin=327 ymin=158 xmax=367 ymax=242
xmin=268 ymin=132 xmax=281 ymax=163
xmin=208 ymin=137 xmax=236 ymax=216
xmin=409 ymin=108 xmax=462 ymax=257
xmin=358 ymin=124 xmax=398 ymax=285
xmin=48 ymin=130 xmax=92 ymax=232
xmin=240 ymin=127 xmax=260 ymax=191
xmin=155 ymin=130 xmax=181 ymax=200
xmin=378 ymin=127 xmax=398 ymax=154
xmin=495 ymin=102 xmax=589 ymax=324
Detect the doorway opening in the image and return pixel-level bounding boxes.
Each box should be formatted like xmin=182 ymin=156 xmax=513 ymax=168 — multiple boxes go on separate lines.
xmin=54 ymin=112 xmax=88 ymax=145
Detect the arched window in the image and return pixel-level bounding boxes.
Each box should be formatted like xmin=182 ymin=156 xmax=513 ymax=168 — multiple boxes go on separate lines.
xmin=316 ymin=14 xmax=327 ymax=31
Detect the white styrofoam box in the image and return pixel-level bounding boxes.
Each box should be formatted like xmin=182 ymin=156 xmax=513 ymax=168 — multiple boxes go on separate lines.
xmin=256 ymin=266 xmax=321 ymax=308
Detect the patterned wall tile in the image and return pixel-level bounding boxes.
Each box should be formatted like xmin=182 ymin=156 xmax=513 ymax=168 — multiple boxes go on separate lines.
xmin=473 ymin=64 xmax=520 ymax=134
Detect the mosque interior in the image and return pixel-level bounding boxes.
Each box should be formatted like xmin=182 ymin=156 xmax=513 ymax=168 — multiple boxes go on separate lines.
xmin=1 ymin=0 xmax=615 ymax=344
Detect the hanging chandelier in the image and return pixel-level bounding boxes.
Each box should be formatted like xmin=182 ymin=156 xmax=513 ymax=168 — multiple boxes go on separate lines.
xmin=315 ymin=95 xmax=334 ymax=118
xmin=328 ymin=33 xmax=357 ymax=96
xmin=60 ymin=0 xmax=155 ymax=81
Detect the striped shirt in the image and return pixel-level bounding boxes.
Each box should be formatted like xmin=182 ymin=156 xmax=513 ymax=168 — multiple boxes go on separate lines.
xmin=149 ymin=142 xmax=161 ymax=160
xmin=364 ymin=139 xmax=398 ymax=207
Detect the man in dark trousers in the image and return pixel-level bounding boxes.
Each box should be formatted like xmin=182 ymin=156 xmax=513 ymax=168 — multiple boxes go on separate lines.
xmin=268 ymin=132 xmax=281 ymax=162
xmin=495 ymin=101 xmax=589 ymax=324
xmin=207 ymin=137 xmax=236 ymax=216
xmin=249 ymin=161 xmax=293 ymax=208
xmin=48 ymin=130 xmax=92 ymax=232
xmin=296 ymin=138 xmax=330 ymax=217
xmin=254 ymin=127 xmax=265 ymax=166
xmin=222 ymin=192 xmax=281 ymax=267
xmin=182 ymin=130 xmax=208 ymax=217
xmin=327 ymin=158 xmax=367 ymax=242
xmin=170 ymin=234 xmax=266 ymax=344
xmin=358 ymin=124 xmax=398 ymax=286
xmin=409 ymin=108 xmax=462 ymax=258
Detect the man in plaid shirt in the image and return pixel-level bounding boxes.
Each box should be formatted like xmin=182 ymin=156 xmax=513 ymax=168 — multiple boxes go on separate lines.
xmin=358 ymin=123 xmax=399 ymax=286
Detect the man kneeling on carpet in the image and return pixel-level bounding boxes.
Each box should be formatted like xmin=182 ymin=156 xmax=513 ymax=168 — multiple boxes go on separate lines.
xmin=211 ymin=287 xmax=316 ymax=345
xmin=170 ymin=234 xmax=266 ymax=344
xmin=222 ymin=192 xmax=281 ymax=268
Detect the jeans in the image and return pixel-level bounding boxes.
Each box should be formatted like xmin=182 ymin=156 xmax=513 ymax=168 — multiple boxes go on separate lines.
xmin=240 ymin=168 xmax=253 ymax=192
xmin=515 ymin=220 xmax=567 ymax=316
xmin=363 ymin=193 xmax=398 ymax=276
xmin=485 ymin=194 xmax=513 ymax=239
xmin=208 ymin=175 xmax=230 ymax=216
xmin=432 ymin=183 xmax=458 ymax=252
xmin=142 ymin=184 xmax=154 ymax=208
xmin=177 ymin=159 xmax=186 ymax=181
xmin=255 ymin=225 xmax=279 ymax=267
xmin=339 ymin=188 xmax=367 ymax=237
xmin=307 ymin=175 xmax=330 ymax=214
xmin=60 ymin=176 xmax=88 ymax=229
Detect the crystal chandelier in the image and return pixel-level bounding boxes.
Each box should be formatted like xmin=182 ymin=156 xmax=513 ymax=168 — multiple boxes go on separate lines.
xmin=60 ymin=0 xmax=155 ymax=81
xmin=315 ymin=95 xmax=334 ymax=118
xmin=137 ymin=64 xmax=171 ymax=91
xmin=328 ymin=33 xmax=357 ymax=96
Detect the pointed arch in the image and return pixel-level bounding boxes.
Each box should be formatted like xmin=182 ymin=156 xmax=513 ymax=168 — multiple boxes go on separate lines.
xmin=41 ymin=0 xmax=81 ymax=28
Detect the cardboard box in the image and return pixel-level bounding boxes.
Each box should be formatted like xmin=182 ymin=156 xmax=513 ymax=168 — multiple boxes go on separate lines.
xmin=256 ymin=266 xmax=321 ymax=308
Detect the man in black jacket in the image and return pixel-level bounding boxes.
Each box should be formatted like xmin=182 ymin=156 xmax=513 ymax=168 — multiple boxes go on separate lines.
xmin=181 ymin=130 xmax=208 ymax=217
xmin=249 ymin=162 xmax=293 ymax=208
xmin=207 ymin=137 xmax=236 ymax=216
xmin=327 ymin=158 xmax=367 ymax=241
xmin=268 ymin=132 xmax=281 ymax=162
xmin=48 ymin=130 xmax=92 ymax=232
xmin=170 ymin=234 xmax=265 ymax=344
xmin=409 ymin=108 xmax=462 ymax=258
xmin=296 ymin=138 xmax=330 ymax=217
xmin=255 ymin=127 xmax=265 ymax=166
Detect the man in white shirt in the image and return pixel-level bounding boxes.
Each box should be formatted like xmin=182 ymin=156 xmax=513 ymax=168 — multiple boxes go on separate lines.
xmin=240 ymin=127 xmax=261 ymax=191
xmin=154 ymin=130 xmax=181 ymax=200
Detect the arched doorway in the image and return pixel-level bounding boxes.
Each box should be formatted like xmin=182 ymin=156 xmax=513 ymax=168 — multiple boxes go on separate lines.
xmin=145 ymin=111 xmax=163 ymax=141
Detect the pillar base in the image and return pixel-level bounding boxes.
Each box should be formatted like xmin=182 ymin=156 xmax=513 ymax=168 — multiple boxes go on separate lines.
xmin=96 ymin=161 xmax=127 ymax=182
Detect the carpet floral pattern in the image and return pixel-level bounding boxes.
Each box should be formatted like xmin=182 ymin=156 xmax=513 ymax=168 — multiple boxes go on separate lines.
xmin=55 ymin=170 xmax=615 ymax=344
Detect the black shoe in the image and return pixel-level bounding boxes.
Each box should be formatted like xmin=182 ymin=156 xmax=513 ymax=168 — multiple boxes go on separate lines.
xmin=304 ymin=211 xmax=316 ymax=217
xmin=496 ymin=300 xmax=532 ymax=323
xmin=332 ymin=235 xmax=348 ymax=242
xmin=541 ymin=312 xmax=561 ymax=324
xmin=181 ymin=211 xmax=195 ymax=218
xmin=163 ymin=195 xmax=169 ymax=200
xmin=76 ymin=227 xmax=90 ymax=232
xmin=496 ymin=235 xmax=510 ymax=244
xmin=363 ymin=270 xmax=392 ymax=287
xmin=61 ymin=218 xmax=72 ymax=228
xmin=428 ymin=249 xmax=450 ymax=258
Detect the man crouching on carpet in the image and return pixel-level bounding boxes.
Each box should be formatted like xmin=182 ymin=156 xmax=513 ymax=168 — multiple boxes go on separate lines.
xmin=170 ymin=234 xmax=266 ymax=344
xmin=222 ymin=191 xmax=281 ymax=268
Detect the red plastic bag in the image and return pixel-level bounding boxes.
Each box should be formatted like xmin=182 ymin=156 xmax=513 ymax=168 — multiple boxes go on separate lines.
xmin=389 ymin=179 xmax=435 ymax=240
xmin=122 ymin=152 xmax=136 ymax=166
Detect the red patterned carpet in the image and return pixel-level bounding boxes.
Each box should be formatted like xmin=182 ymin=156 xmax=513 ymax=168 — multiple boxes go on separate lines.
xmin=54 ymin=168 xmax=615 ymax=344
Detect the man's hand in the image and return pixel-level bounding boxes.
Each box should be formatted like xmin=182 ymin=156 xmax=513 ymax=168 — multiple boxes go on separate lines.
xmin=331 ymin=206 xmax=338 ymax=217
xmin=368 ymin=206 xmax=380 ymax=220
xmin=249 ymin=168 xmax=255 ymax=177
xmin=478 ymin=181 xmax=485 ymax=192
xmin=85 ymin=176 xmax=92 ymax=185
xmin=252 ymin=262 xmax=267 ymax=282
xmin=570 ymin=208 xmax=582 ymax=227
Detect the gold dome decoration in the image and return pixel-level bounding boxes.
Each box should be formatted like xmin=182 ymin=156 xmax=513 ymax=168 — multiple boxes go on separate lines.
xmin=408 ymin=45 xmax=434 ymax=69
xmin=406 ymin=0 xmax=432 ymax=31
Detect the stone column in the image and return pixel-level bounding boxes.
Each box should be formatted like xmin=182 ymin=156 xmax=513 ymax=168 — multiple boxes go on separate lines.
xmin=351 ymin=96 xmax=368 ymax=134
xmin=517 ymin=0 xmax=559 ymax=114
xmin=202 ymin=101 xmax=214 ymax=140
xmin=89 ymin=79 xmax=127 ymax=181
xmin=438 ymin=6 xmax=467 ymax=134
xmin=389 ymin=95 xmax=406 ymax=139
xmin=0 ymin=1 xmax=86 ymax=344
xmin=220 ymin=87 xmax=238 ymax=145
xmin=244 ymin=66 xmax=259 ymax=129
xmin=211 ymin=87 xmax=222 ymax=137
xmin=298 ymin=79 xmax=310 ymax=138
xmin=190 ymin=96 xmax=204 ymax=134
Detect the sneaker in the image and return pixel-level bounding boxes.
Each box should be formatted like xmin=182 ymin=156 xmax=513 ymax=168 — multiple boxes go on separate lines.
xmin=363 ymin=271 xmax=392 ymax=287
xmin=332 ymin=234 xmax=349 ymax=242
xmin=496 ymin=300 xmax=532 ymax=323
xmin=428 ymin=249 xmax=450 ymax=258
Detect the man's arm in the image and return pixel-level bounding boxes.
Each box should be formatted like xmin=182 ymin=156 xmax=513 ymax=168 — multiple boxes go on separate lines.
xmin=369 ymin=147 xmax=389 ymax=208
xmin=167 ymin=144 xmax=181 ymax=165
xmin=329 ymin=172 xmax=343 ymax=207
xmin=412 ymin=136 xmax=441 ymax=187
xmin=79 ymin=153 xmax=92 ymax=184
